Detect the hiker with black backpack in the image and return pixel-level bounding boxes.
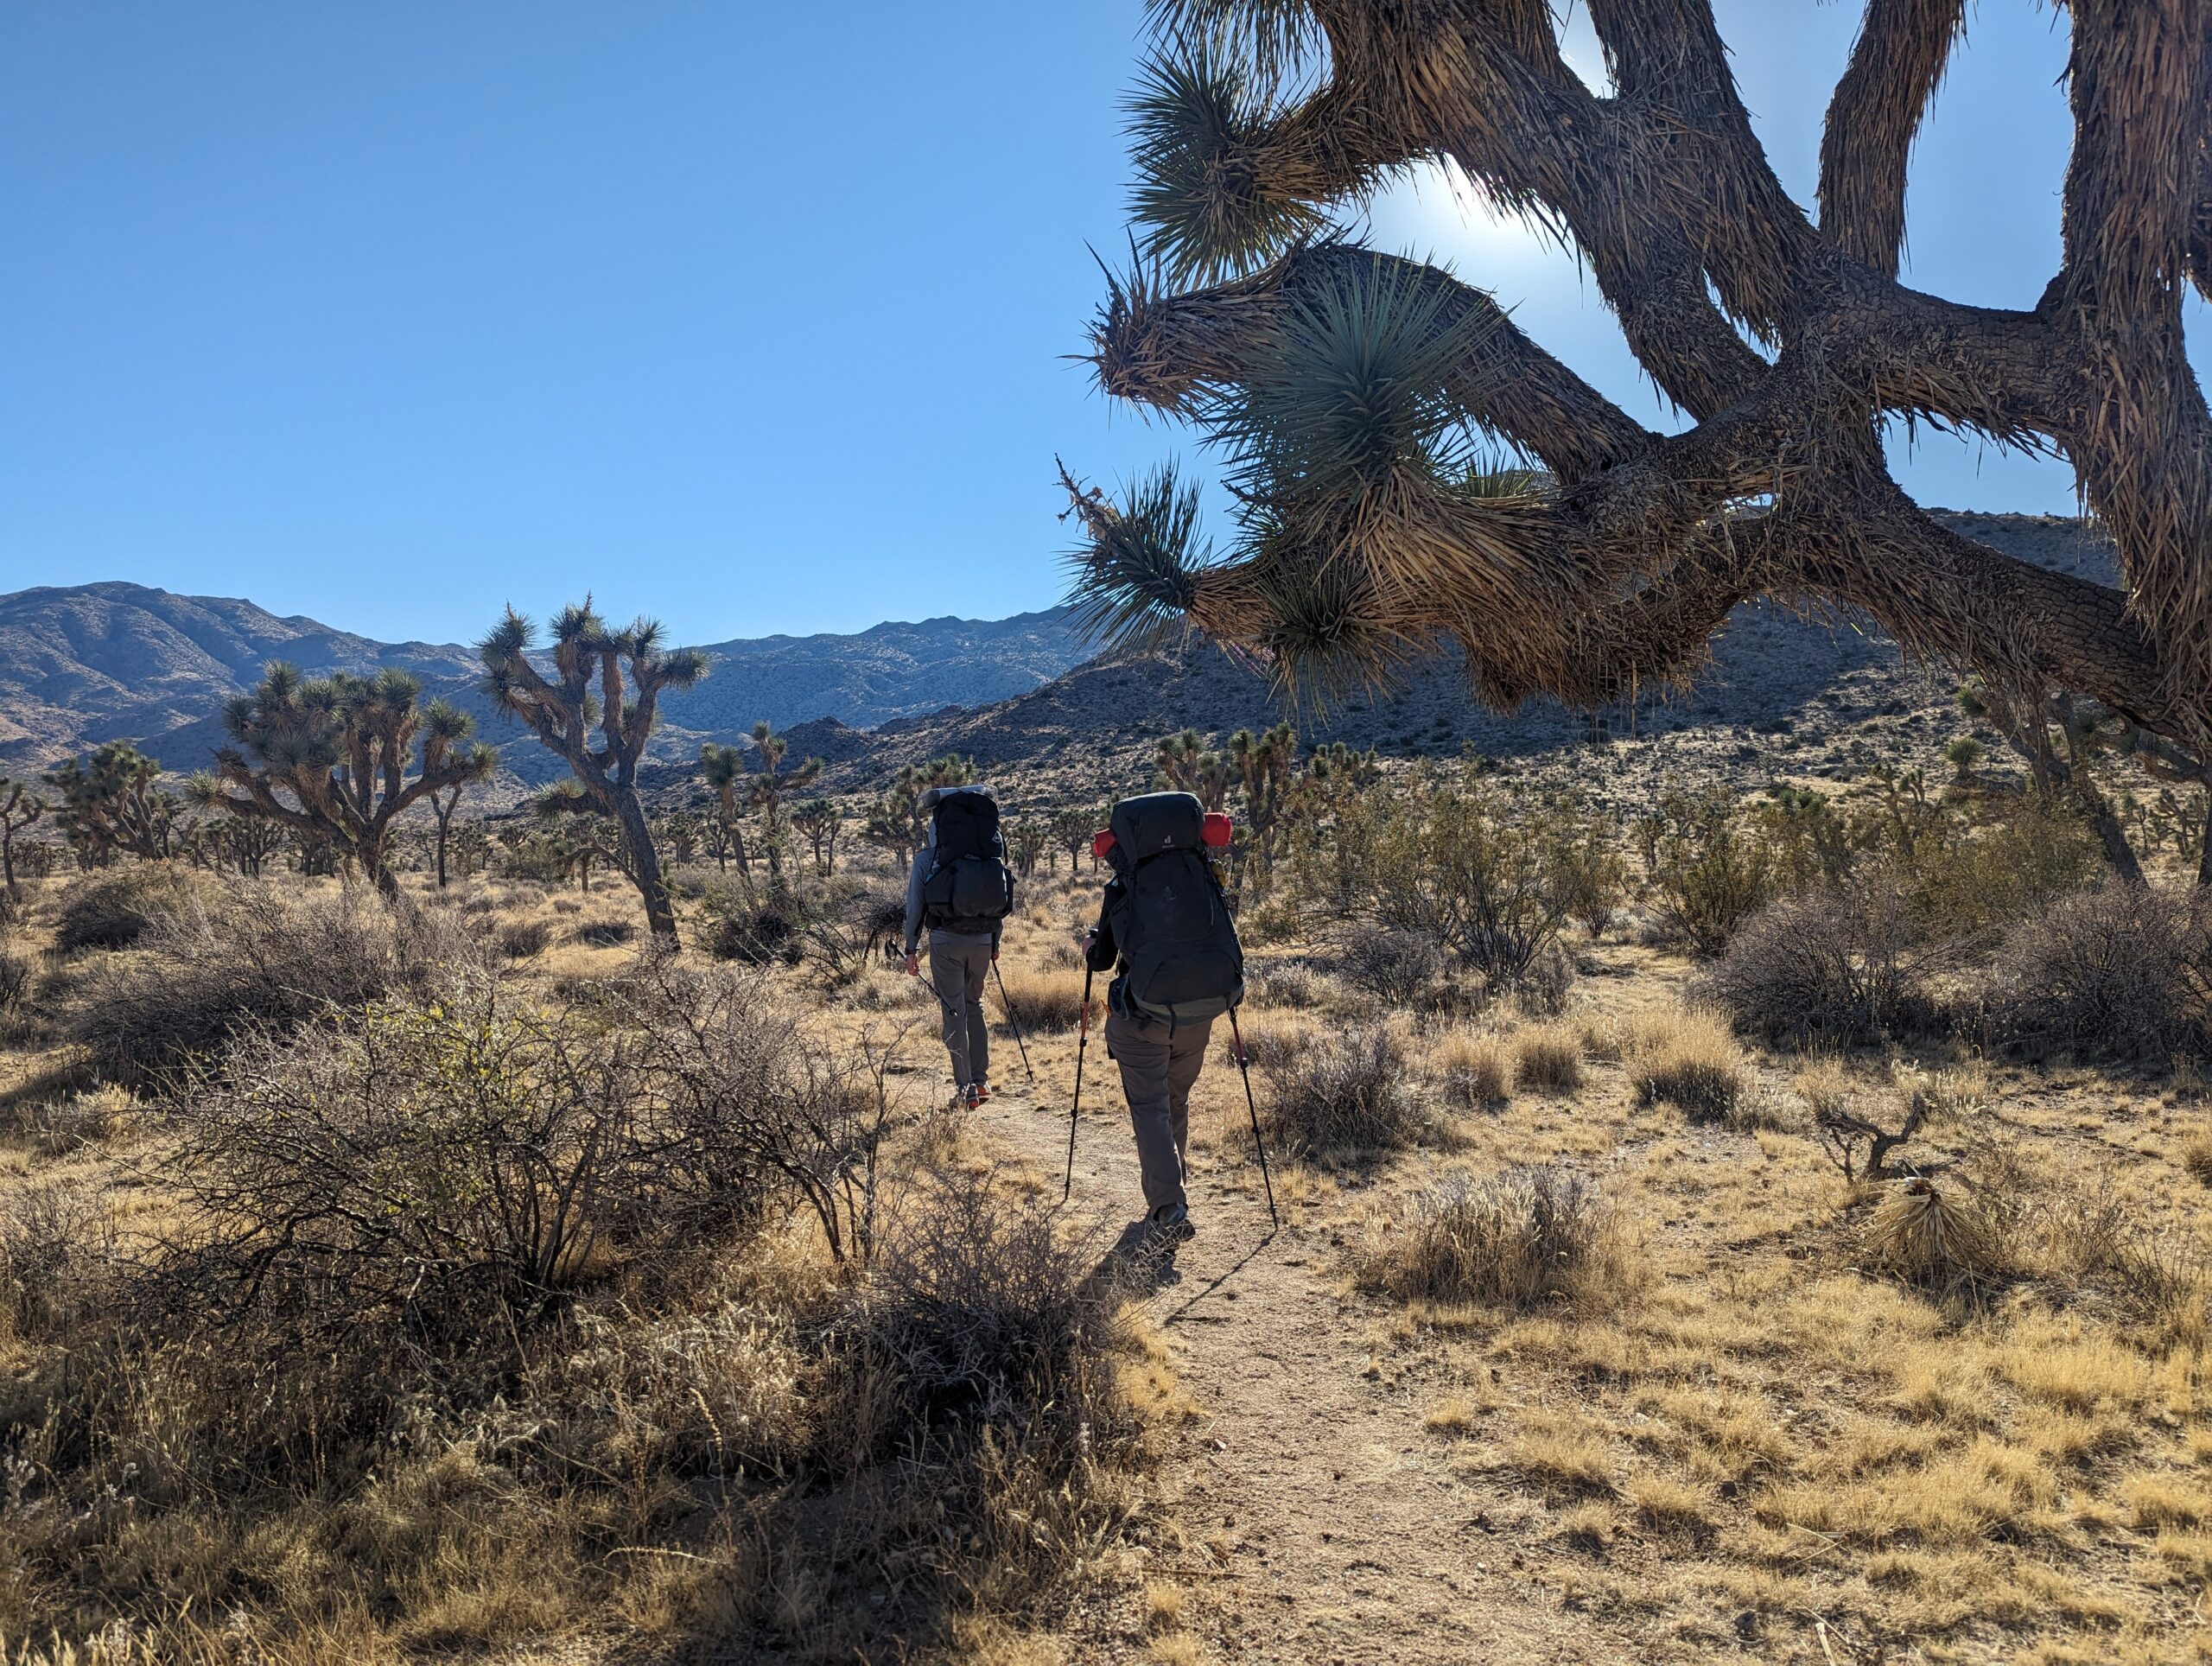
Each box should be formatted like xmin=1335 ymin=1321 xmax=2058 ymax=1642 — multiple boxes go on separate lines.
xmin=903 ymin=785 xmax=1016 ymax=1110
xmin=1078 ymin=792 xmax=1245 ymax=1245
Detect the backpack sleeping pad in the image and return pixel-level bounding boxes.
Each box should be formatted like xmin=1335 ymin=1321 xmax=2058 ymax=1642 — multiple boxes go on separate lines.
xmin=920 ymin=788 xmax=1015 ymax=933
xmin=1106 ymin=792 xmax=1244 ymax=1026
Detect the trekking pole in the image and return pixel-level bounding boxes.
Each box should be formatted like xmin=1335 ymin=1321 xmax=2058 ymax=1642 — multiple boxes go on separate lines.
xmin=1226 ymin=1006 xmax=1279 ymax=1230
xmin=1064 ymin=965 xmax=1093 ymax=1202
xmin=989 ymin=958 xmax=1036 ymax=1084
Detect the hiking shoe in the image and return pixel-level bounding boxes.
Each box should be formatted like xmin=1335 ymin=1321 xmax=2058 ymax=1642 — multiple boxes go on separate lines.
xmin=964 ymin=1084 xmax=983 ymax=1110
xmin=1148 ymin=1203 xmax=1193 ymax=1245
xmin=974 ymin=1081 xmax=993 ymax=1103
xmin=948 ymin=1087 xmax=972 ymax=1111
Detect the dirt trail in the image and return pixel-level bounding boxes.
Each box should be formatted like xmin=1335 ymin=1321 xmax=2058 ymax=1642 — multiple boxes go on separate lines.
xmin=969 ymin=1073 xmax=1628 ymax=1666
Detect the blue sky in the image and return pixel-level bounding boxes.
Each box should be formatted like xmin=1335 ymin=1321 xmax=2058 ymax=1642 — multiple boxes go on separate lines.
xmin=3 ymin=3 xmax=2203 ymax=645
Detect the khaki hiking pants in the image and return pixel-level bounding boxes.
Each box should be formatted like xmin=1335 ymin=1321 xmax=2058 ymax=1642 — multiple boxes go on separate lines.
xmin=928 ymin=931 xmax=993 ymax=1090
xmin=1104 ymin=1008 xmax=1215 ymax=1218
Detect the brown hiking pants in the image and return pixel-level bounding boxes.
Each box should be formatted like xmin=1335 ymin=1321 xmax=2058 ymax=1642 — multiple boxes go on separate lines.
xmin=1104 ymin=1008 xmax=1214 ymax=1218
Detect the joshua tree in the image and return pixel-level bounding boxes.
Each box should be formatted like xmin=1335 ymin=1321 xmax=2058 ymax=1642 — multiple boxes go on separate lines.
xmin=791 ymin=797 xmax=842 ymax=877
xmin=422 ymin=703 xmax=480 ymax=889
xmin=1154 ymin=728 xmax=1231 ymax=809
xmin=191 ymin=664 xmax=493 ymax=899
xmin=1050 ymin=804 xmax=1099 ymax=872
xmin=0 ymin=779 xmax=45 ymax=893
xmin=1007 ymin=817 xmax=1051 ymax=879
xmin=699 ymin=742 xmax=753 ymax=876
xmin=1061 ymin=3 xmax=2212 ymax=784
xmin=47 ymin=741 xmax=181 ymax=864
xmin=869 ymin=755 xmax=981 ymax=873
xmin=1228 ymin=721 xmax=1297 ymax=881
xmin=746 ymin=722 xmax=824 ymax=884
xmin=480 ymin=603 xmax=706 ymax=943
xmin=207 ymin=810 xmax=286 ymax=878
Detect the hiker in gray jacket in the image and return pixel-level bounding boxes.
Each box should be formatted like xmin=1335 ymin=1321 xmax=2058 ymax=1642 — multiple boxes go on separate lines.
xmin=903 ymin=787 xmax=1007 ymax=1110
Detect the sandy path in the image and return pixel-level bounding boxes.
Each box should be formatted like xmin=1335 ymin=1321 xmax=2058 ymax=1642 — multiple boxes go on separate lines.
xmin=969 ymin=1068 xmax=1628 ymax=1666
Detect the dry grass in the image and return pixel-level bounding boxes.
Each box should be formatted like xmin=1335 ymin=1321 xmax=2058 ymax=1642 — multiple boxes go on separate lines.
xmin=1353 ymin=1165 xmax=1621 ymax=1310
xmin=1428 ymin=1025 xmax=1510 ymax=1110
xmin=991 ymin=964 xmax=1088 ymax=1032
xmin=1625 ymin=1005 xmax=1745 ymax=1123
xmin=1510 ymin=1022 xmax=1582 ymax=1095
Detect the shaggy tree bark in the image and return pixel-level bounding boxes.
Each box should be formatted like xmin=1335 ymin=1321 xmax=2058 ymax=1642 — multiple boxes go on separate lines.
xmin=1062 ymin=0 xmax=2212 ymax=764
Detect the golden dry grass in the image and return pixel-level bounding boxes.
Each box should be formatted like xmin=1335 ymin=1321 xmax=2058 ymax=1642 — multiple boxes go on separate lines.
xmin=1510 ymin=1022 xmax=1582 ymax=1094
xmin=1427 ymin=1025 xmax=1510 ymax=1110
xmin=1624 ymin=1003 xmax=1744 ymax=1122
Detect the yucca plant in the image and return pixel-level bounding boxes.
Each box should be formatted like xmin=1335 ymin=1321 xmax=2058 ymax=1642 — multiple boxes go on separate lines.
xmin=1060 ymin=0 xmax=2212 ymax=784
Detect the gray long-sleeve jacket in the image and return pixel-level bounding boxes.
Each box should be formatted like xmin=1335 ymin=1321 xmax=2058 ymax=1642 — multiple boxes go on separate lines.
xmin=902 ymin=823 xmax=1002 ymax=957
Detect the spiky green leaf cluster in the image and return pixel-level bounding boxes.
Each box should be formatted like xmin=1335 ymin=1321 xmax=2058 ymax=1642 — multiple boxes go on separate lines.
xmin=1061 ymin=463 xmax=1208 ymax=650
xmin=1202 ymin=261 xmax=1504 ymax=518
xmin=1125 ymin=49 xmax=1334 ymax=286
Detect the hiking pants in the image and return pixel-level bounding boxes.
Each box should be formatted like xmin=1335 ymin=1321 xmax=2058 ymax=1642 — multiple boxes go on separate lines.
xmin=1104 ymin=1009 xmax=1214 ymax=1218
xmin=928 ymin=931 xmax=993 ymax=1089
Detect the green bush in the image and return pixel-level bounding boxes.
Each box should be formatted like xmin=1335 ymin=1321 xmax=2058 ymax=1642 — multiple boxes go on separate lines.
xmin=1640 ymin=785 xmax=1774 ymax=957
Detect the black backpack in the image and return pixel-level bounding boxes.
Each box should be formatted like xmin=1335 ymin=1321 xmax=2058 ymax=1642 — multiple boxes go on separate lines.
xmin=920 ymin=788 xmax=1015 ymax=933
xmin=1105 ymin=792 xmax=1244 ymax=1026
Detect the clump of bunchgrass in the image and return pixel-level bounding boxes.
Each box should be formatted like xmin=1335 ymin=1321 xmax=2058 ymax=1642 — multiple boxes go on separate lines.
xmin=1353 ymin=1165 xmax=1620 ymax=1309
xmin=1627 ymin=1006 xmax=1745 ymax=1125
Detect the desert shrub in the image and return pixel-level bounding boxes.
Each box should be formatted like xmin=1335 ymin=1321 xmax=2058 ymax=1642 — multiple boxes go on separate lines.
xmin=1514 ymin=942 xmax=1577 ymax=1016
xmin=1249 ymin=960 xmax=1326 ymax=1009
xmin=1430 ymin=1027 xmax=1510 ymax=1110
xmin=1628 ymin=1007 xmax=1745 ymax=1123
xmin=1981 ymin=882 xmax=2212 ymax=1063
xmin=1336 ymin=928 xmax=1444 ymax=1006
xmin=0 ymin=1177 xmax=112 ymax=1342
xmin=855 ymin=1167 xmax=1116 ymax=1438
xmin=789 ymin=882 xmax=906 ymax=987
xmin=1256 ymin=1022 xmax=1426 ymax=1157
xmin=1355 ymin=1165 xmax=1617 ymax=1308
xmin=67 ymin=881 xmax=480 ymax=1090
xmin=1223 ymin=1012 xmax=1300 ymax=1071
xmin=572 ymin=918 xmax=635 ymax=947
xmin=1700 ymin=880 xmax=1948 ymax=1045
xmin=498 ymin=916 xmax=553 ymax=958
xmin=1554 ymin=815 xmax=1630 ymax=939
xmin=1904 ymin=790 xmax=2101 ymax=938
xmin=1338 ymin=767 xmax=1584 ymax=989
xmin=53 ymin=863 xmax=204 ymax=952
xmin=991 ymin=965 xmax=1086 ymax=1032
xmin=1642 ymin=785 xmax=1774 ymax=956
xmin=2183 ymin=1130 xmax=2212 ymax=1186
xmin=1512 ymin=1022 xmax=1584 ymax=1094
xmin=152 ymin=963 xmax=885 ymax=1372
xmin=702 ymin=881 xmax=807 ymax=966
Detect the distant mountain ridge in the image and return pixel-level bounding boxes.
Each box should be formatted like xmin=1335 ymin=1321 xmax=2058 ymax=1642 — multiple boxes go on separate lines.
xmin=0 ymin=582 xmax=1092 ymax=786
xmin=0 ymin=513 xmax=2116 ymax=805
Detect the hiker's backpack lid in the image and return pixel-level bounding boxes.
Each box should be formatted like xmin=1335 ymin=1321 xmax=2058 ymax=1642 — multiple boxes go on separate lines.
xmin=1108 ymin=792 xmax=1205 ymax=865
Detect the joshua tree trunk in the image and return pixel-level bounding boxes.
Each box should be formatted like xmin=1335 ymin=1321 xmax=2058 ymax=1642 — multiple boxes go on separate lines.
xmin=1063 ymin=3 xmax=2212 ymax=770
xmin=614 ymin=794 xmax=676 ymax=938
